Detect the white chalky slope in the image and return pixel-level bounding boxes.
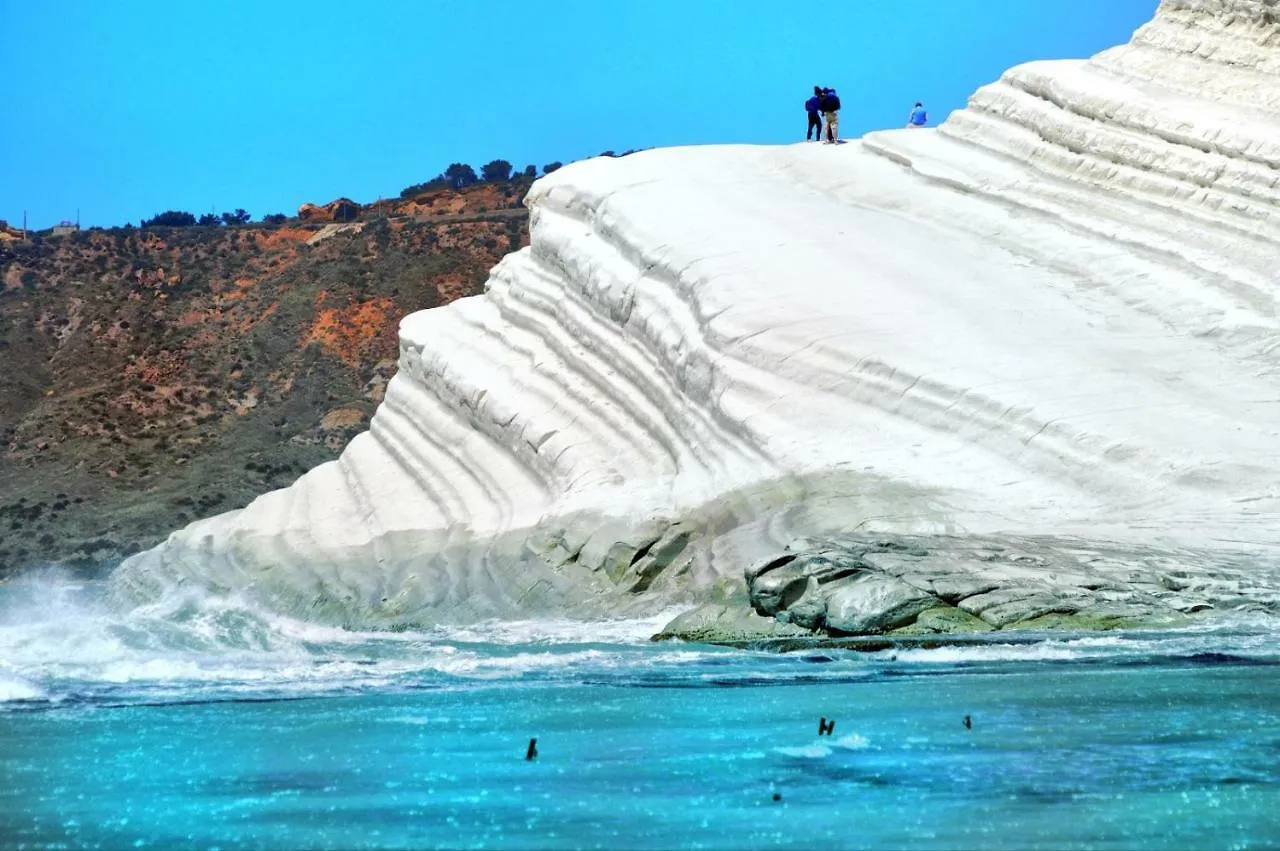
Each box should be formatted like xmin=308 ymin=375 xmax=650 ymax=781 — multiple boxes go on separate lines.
xmin=112 ymin=0 xmax=1280 ymax=624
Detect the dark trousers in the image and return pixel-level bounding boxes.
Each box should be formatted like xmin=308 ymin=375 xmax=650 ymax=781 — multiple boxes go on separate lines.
xmin=807 ymin=112 xmax=822 ymax=140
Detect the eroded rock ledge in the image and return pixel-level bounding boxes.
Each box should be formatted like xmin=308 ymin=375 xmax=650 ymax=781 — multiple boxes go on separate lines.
xmin=654 ymin=534 xmax=1280 ymax=647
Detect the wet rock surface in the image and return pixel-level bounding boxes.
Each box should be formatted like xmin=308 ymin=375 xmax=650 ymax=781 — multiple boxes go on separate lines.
xmin=655 ymin=534 xmax=1280 ymax=645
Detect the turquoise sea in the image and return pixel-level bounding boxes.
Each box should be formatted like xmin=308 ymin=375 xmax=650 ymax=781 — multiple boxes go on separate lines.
xmin=2 ymin=574 xmax=1278 ymax=850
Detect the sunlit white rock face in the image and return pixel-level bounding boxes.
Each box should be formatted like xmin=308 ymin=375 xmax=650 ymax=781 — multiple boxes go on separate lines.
xmin=111 ymin=0 xmax=1280 ymax=626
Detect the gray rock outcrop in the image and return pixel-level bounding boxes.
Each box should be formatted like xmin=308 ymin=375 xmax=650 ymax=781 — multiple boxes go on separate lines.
xmin=655 ymin=533 xmax=1280 ymax=645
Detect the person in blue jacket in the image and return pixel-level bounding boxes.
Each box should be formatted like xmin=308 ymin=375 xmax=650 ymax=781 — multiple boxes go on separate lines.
xmin=907 ymin=102 xmax=928 ymax=128
xmin=805 ymin=86 xmax=823 ymax=141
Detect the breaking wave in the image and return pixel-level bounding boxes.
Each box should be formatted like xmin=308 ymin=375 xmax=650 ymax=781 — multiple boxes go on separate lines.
xmin=3 ymin=569 xmax=1279 ymax=713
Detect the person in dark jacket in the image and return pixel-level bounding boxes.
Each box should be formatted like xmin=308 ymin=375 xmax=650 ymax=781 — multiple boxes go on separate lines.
xmin=820 ymin=87 xmax=841 ymax=143
xmin=805 ymin=86 xmax=823 ymax=141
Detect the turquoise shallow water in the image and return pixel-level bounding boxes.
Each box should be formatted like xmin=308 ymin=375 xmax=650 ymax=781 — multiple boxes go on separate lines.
xmin=2 ymin=576 xmax=1279 ymax=849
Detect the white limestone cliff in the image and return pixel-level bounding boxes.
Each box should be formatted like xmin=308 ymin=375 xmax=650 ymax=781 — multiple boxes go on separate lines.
xmin=110 ymin=0 xmax=1280 ymax=626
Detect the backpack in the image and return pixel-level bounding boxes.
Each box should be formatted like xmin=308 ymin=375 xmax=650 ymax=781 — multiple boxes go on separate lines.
xmin=821 ymin=90 xmax=841 ymax=112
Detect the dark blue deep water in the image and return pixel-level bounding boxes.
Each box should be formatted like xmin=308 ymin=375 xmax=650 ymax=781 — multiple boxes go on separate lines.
xmin=2 ymin=577 xmax=1278 ymax=849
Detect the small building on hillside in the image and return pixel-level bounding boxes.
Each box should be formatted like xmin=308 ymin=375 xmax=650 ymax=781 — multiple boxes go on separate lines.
xmin=50 ymin=220 xmax=80 ymax=236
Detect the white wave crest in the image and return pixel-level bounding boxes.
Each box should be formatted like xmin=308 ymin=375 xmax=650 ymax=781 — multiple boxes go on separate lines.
xmin=775 ymin=744 xmax=832 ymax=759
xmin=832 ymin=733 xmax=870 ymax=750
xmin=0 ymin=575 xmax=717 ymax=702
xmin=0 ymin=676 xmax=43 ymax=701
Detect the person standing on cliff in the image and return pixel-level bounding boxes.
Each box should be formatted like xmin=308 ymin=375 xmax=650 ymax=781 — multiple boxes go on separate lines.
xmin=821 ymin=87 xmax=842 ymax=143
xmin=907 ymin=102 xmax=928 ymax=128
xmin=805 ymin=86 xmax=823 ymax=141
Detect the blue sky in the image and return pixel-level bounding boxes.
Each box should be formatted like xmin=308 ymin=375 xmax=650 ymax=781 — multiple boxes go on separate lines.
xmin=1 ymin=0 xmax=1157 ymax=230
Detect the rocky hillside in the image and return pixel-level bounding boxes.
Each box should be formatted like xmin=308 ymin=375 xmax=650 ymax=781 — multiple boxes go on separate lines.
xmin=0 ymin=181 xmax=531 ymax=577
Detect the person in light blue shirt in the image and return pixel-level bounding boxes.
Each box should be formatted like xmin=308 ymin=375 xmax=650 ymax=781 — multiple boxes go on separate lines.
xmin=907 ymin=102 xmax=928 ymax=127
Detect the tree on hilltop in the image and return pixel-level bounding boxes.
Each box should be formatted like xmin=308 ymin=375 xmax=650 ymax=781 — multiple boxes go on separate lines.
xmin=399 ymin=178 xmax=449 ymax=199
xmin=262 ymin=213 xmax=288 ymax=225
xmin=521 ymin=164 xmax=537 ymax=179
xmin=141 ymin=211 xmax=197 ymax=228
xmin=221 ymin=209 xmax=251 ymax=226
xmin=197 ymin=213 xmax=221 ymax=227
xmin=443 ymin=163 xmax=479 ymax=189
xmin=542 ymin=161 xmax=563 ymax=174
xmin=481 ymin=159 xmax=514 ymax=183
